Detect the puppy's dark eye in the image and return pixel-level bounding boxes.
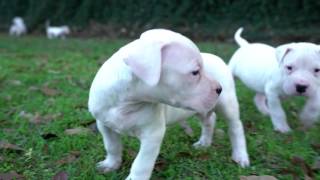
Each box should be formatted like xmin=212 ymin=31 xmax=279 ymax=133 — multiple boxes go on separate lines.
xmin=314 ymin=68 xmax=320 ymax=73
xmin=286 ymin=66 xmax=292 ymax=71
xmin=191 ymin=70 xmax=199 ymax=76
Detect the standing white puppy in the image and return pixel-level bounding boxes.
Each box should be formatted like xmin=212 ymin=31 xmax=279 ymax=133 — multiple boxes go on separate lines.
xmin=9 ymin=17 xmax=27 ymax=37
xmin=229 ymin=28 xmax=320 ymax=133
xmin=88 ymin=29 xmax=222 ymax=180
xmin=171 ymin=52 xmax=250 ymax=167
xmin=46 ymin=21 xmax=70 ymax=39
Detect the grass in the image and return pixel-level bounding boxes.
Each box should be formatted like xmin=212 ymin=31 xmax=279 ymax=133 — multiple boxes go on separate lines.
xmin=0 ymin=35 xmax=319 ymax=180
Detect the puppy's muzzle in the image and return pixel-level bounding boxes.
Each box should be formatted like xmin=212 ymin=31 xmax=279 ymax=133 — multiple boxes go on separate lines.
xmin=296 ymin=84 xmax=308 ymax=94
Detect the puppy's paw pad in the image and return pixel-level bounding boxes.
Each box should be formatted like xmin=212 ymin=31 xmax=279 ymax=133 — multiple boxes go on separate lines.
xmin=232 ymin=153 xmax=250 ymax=168
xmin=193 ymin=140 xmax=211 ymax=149
xmin=96 ymin=160 xmax=120 ymax=173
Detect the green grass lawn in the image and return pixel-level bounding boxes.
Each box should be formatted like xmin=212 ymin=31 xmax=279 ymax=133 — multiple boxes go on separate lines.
xmin=0 ymin=35 xmax=319 ymax=180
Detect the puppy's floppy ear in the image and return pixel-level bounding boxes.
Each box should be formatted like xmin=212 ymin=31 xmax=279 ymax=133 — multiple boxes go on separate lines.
xmin=276 ymin=44 xmax=294 ymax=64
xmin=123 ymin=39 xmax=166 ymax=86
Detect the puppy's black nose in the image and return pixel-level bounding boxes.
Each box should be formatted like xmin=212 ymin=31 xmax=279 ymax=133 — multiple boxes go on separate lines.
xmin=216 ymin=87 xmax=222 ymax=95
xmin=296 ymin=84 xmax=308 ymax=93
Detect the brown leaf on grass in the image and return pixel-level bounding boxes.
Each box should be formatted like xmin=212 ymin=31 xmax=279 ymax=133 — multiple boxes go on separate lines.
xmin=56 ymin=151 xmax=81 ymax=166
xmin=41 ymin=85 xmax=59 ymax=96
xmin=198 ymin=153 xmax=210 ymax=161
xmin=8 ymin=80 xmax=22 ymax=86
xmin=239 ymin=175 xmax=278 ymax=180
xmin=311 ymin=143 xmax=320 ymax=152
xmin=291 ymin=156 xmax=314 ymax=179
xmin=0 ymin=141 xmax=24 ymax=153
xmin=176 ymin=151 xmax=193 ymax=158
xmin=80 ymin=121 xmax=98 ymax=133
xmin=52 ymin=171 xmax=68 ymax=180
xmin=64 ymin=127 xmax=91 ymax=135
xmin=312 ymin=157 xmax=320 ymax=171
xmin=19 ymin=111 xmax=62 ymax=124
xmin=154 ymin=158 xmax=167 ymax=172
xmin=0 ymin=171 xmax=24 ymax=180
xmin=28 ymin=86 xmax=39 ymax=91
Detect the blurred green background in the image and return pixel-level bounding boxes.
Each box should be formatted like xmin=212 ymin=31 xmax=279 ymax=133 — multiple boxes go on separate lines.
xmin=1 ymin=0 xmax=320 ymax=42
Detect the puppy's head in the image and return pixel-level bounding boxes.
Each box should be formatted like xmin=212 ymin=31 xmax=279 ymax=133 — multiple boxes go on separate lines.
xmin=13 ymin=17 xmax=23 ymax=25
xmin=62 ymin=26 xmax=70 ymax=34
xmin=123 ymin=29 xmax=221 ymax=115
xmin=276 ymin=42 xmax=320 ymax=96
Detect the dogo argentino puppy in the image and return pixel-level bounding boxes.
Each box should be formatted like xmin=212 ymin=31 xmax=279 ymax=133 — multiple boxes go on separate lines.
xmin=229 ymin=28 xmax=320 ymax=133
xmin=180 ymin=52 xmax=250 ymax=167
xmin=88 ymin=29 xmax=222 ymax=180
xmin=9 ymin=17 xmax=27 ymax=37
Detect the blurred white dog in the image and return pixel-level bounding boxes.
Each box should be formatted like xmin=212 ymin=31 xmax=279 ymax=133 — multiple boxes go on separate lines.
xmin=229 ymin=28 xmax=320 ymax=133
xmin=9 ymin=17 xmax=27 ymax=37
xmin=46 ymin=21 xmax=70 ymax=39
xmin=89 ymin=29 xmax=223 ymax=180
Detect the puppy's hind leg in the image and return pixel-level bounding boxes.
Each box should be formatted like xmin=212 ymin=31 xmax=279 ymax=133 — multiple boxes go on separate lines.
xmin=96 ymin=120 xmax=123 ymax=173
xmin=219 ymin=94 xmax=250 ymax=167
xmin=254 ymin=93 xmax=269 ymax=115
xmin=193 ymin=113 xmax=216 ymax=148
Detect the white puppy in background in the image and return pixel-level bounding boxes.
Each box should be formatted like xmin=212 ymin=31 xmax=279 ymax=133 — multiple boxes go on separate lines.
xmin=46 ymin=21 xmax=70 ymax=39
xmin=89 ymin=29 xmax=222 ymax=180
xmin=229 ymin=28 xmax=320 ymax=133
xmin=9 ymin=17 xmax=27 ymax=37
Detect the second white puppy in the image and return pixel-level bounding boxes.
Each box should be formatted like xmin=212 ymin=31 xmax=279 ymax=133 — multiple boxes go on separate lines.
xmin=229 ymin=28 xmax=320 ymax=133
xmin=169 ymin=52 xmax=250 ymax=167
xmin=9 ymin=17 xmax=27 ymax=37
xmin=46 ymin=21 xmax=70 ymax=39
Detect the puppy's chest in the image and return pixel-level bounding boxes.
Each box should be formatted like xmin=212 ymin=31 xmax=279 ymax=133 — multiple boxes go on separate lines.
xmin=99 ymin=103 xmax=162 ymax=136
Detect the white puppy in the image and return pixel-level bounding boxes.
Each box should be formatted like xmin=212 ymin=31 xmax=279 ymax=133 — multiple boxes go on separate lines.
xmin=88 ymin=29 xmax=222 ymax=180
xmin=229 ymin=28 xmax=320 ymax=133
xmin=173 ymin=52 xmax=250 ymax=167
xmin=46 ymin=21 xmax=70 ymax=39
xmin=9 ymin=17 xmax=27 ymax=37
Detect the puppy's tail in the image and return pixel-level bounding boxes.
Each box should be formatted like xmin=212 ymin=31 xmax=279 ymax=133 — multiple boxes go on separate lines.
xmin=234 ymin=27 xmax=249 ymax=47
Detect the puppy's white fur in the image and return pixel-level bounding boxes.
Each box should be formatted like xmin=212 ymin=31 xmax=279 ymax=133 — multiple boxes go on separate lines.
xmin=9 ymin=17 xmax=27 ymax=37
xmin=229 ymin=28 xmax=320 ymax=132
xmin=89 ymin=29 xmax=222 ymax=180
xmin=173 ymin=53 xmax=250 ymax=167
xmin=46 ymin=21 xmax=70 ymax=39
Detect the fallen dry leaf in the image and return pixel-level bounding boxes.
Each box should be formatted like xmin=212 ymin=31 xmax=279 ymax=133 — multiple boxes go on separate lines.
xmin=0 ymin=141 xmax=24 ymax=153
xmin=239 ymin=175 xmax=278 ymax=180
xmin=0 ymin=171 xmax=24 ymax=180
xmin=52 ymin=171 xmax=68 ymax=180
xmin=291 ymin=156 xmax=314 ymax=179
xmin=8 ymin=79 xmax=22 ymax=86
xmin=64 ymin=127 xmax=91 ymax=135
xmin=312 ymin=156 xmax=320 ymax=171
xmin=56 ymin=151 xmax=81 ymax=165
xmin=41 ymin=85 xmax=59 ymax=96
xmin=19 ymin=111 xmax=62 ymax=124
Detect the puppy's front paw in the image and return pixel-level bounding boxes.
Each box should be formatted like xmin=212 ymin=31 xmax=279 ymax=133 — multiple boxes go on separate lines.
xmin=193 ymin=139 xmax=211 ymax=149
xmin=232 ymin=152 xmax=250 ymax=168
xmin=96 ymin=159 xmax=121 ymax=173
xmin=274 ymin=125 xmax=291 ymax=133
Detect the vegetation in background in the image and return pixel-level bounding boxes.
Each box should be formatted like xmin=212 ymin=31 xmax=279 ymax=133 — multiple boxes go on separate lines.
xmin=0 ymin=0 xmax=320 ymax=41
